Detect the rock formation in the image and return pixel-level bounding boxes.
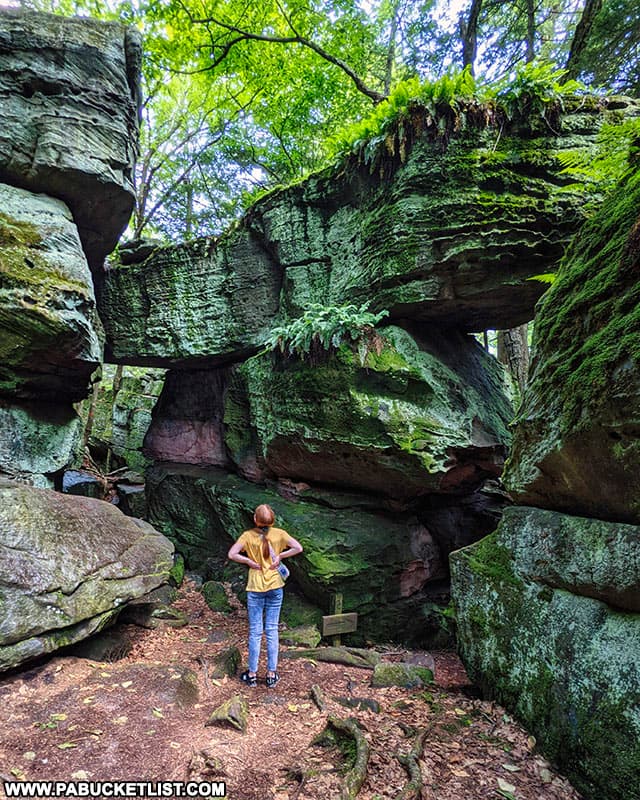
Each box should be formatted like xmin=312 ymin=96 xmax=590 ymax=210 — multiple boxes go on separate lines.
xmin=0 ymin=10 xmax=176 ymax=674
xmin=95 ymin=96 xmax=637 ymax=645
xmin=98 ymin=98 xmax=640 ymax=367
xmin=451 ymin=159 xmax=640 ymax=799
xmin=0 ymin=478 xmax=174 ymax=673
xmin=0 ymin=7 xmax=140 ymax=487
xmin=0 ymin=8 xmax=140 ymax=272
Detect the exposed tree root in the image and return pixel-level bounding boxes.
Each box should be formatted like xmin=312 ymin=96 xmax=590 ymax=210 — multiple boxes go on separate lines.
xmin=311 ymin=683 xmax=326 ymax=710
xmin=327 ymin=715 xmax=370 ymax=800
xmin=283 ymin=646 xmax=380 ymax=669
xmin=395 ymin=727 xmax=429 ymax=800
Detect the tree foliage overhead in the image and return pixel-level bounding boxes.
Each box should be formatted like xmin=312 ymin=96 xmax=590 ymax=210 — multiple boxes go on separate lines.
xmin=21 ymin=0 xmax=640 ymax=242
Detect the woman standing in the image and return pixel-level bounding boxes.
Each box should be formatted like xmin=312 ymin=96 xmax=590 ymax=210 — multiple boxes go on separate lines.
xmin=227 ymin=504 xmax=303 ymax=688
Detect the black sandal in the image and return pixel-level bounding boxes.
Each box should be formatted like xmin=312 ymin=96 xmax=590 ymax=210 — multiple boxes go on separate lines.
xmin=265 ymin=672 xmax=280 ymax=688
xmin=240 ymin=670 xmax=257 ymax=688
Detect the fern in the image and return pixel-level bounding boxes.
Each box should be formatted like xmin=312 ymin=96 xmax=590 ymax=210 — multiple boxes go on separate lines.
xmin=265 ymin=303 xmax=389 ymax=361
xmin=557 ymin=118 xmax=640 ymax=190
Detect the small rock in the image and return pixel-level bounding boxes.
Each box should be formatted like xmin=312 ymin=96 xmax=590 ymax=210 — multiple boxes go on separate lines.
xmin=210 ymin=646 xmax=241 ymax=679
xmin=201 ymin=581 xmax=231 ymax=613
xmin=371 ymin=661 xmax=434 ymax=688
xmin=207 ymin=630 xmax=229 ymax=644
xmin=205 ymin=694 xmax=248 ymax=732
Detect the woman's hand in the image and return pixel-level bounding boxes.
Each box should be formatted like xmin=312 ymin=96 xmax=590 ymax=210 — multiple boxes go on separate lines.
xmin=228 ymin=541 xmax=262 ymax=570
xmin=269 ymin=555 xmax=281 ymax=570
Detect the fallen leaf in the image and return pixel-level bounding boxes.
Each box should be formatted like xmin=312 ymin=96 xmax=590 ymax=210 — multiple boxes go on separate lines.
xmin=450 ymin=769 xmax=469 ymax=777
xmin=82 ymin=697 xmax=94 ymax=705
xmin=22 ymin=752 xmax=36 ymax=761
xmin=211 ymin=679 xmax=222 ymax=687
xmin=502 ymin=764 xmax=521 ymax=773
xmin=50 ymin=714 xmax=67 ymax=722
xmin=497 ymin=778 xmax=516 ymax=794
xmin=540 ymin=767 xmax=553 ymax=784
xmin=527 ymin=735 xmax=537 ymax=750
xmin=152 ymin=708 xmax=164 ymax=718
xmin=10 ymin=768 xmax=26 ymax=780
xmin=112 ymin=716 xmax=128 ymax=725
xmin=57 ymin=742 xmax=77 ymax=750
xmin=72 ymin=771 xmax=89 ymax=780
xmin=100 ymin=672 xmax=112 ymax=678
xmin=169 ymin=742 xmax=181 ymax=749
xmin=287 ymin=704 xmax=298 ymax=713
xmin=121 ymin=681 xmax=133 ymax=689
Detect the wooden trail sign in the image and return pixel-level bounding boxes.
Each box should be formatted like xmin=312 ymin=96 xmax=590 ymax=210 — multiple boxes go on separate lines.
xmin=322 ymin=593 xmax=358 ymax=645
xmin=322 ymin=613 xmax=358 ymax=637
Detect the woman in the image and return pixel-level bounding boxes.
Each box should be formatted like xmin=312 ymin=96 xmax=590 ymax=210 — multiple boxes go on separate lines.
xmin=227 ymin=504 xmax=303 ymax=688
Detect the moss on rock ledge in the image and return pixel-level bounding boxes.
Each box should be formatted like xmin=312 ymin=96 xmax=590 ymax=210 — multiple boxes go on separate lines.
xmin=505 ymin=164 xmax=640 ymax=523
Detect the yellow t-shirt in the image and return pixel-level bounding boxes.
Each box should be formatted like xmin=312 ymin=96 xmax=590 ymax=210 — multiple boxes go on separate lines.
xmin=235 ymin=527 xmax=290 ymax=592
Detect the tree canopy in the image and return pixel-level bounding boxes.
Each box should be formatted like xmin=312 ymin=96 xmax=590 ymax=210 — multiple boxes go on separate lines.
xmin=21 ymin=0 xmax=640 ymax=241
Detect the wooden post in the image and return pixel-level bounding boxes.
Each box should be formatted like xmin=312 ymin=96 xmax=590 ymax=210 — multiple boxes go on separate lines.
xmin=322 ymin=593 xmax=358 ymax=645
xmin=331 ymin=593 xmax=342 ymax=647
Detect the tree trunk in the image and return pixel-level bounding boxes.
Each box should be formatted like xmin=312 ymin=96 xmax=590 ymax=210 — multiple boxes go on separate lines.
xmin=460 ymin=0 xmax=484 ymax=75
xmin=497 ymin=324 xmax=529 ymax=391
xmin=565 ymin=0 xmax=603 ymax=80
xmin=384 ymin=1 xmax=400 ymax=96
xmin=526 ymin=0 xmax=536 ymax=62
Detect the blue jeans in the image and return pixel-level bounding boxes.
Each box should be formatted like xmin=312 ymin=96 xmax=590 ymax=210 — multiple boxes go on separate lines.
xmin=247 ymin=588 xmax=283 ymax=674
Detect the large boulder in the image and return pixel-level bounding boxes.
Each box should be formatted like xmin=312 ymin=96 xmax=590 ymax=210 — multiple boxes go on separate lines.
xmin=450 ymin=506 xmax=640 ymax=800
xmin=224 ymin=325 xmax=512 ymax=497
xmin=0 ymin=478 xmax=174 ymax=672
xmin=98 ymin=98 xmax=640 ymax=366
xmin=0 ymin=400 xmax=81 ymax=487
xmin=148 ymin=466 xmax=449 ymax=643
xmin=0 ymin=183 xmax=103 ymax=402
xmin=505 ymin=163 xmax=640 ymax=524
xmin=0 ymin=8 xmax=140 ymax=270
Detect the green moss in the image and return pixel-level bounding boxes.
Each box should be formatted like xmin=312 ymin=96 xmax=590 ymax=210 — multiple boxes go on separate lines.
xmin=517 ymin=167 xmax=640 ymax=430
xmin=0 ymin=213 xmax=43 ymax=248
xmin=467 ymin=532 xmax=523 ymax=588
xmin=201 ymin=581 xmax=231 ymax=612
xmin=169 ymin=553 xmax=185 ymax=587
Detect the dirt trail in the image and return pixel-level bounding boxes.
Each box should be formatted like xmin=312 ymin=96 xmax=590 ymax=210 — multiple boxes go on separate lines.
xmin=0 ymin=582 xmax=582 ymax=800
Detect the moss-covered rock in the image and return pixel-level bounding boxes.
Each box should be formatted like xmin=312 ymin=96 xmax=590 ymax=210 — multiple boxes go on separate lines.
xmin=0 ymin=184 xmax=103 ymax=403
xmin=0 ymin=478 xmax=174 ymax=672
xmin=205 ymin=694 xmax=249 ymax=732
xmin=505 ymin=164 xmax=640 ymax=524
xmin=201 ymin=581 xmax=232 ymax=613
xmin=211 ymin=646 xmax=241 ymax=678
xmin=371 ymin=662 xmax=434 ymax=688
xmin=79 ymin=364 xmax=166 ymax=474
xmin=226 ymin=325 xmax=512 ymax=498
xmin=451 ymin=509 xmax=640 ymax=800
xmin=0 ymin=8 xmax=140 ymax=270
xmin=0 ymin=399 xmax=82 ymax=486
xmin=97 ymin=100 xmax=640 ymax=366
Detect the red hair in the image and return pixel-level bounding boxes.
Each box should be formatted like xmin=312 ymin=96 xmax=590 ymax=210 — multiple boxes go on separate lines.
xmin=254 ymin=504 xmax=275 ymax=558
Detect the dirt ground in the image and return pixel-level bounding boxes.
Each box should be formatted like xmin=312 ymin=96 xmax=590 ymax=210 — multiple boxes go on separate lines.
xmin=0 ymin=581 xmax=583 ymax=800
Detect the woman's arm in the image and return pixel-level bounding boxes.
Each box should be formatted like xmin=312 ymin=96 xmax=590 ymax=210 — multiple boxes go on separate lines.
xmin=270 ymin=535 xmax=303 ymax=568
xmin=228 ymin=540 xmax=261 ymax=570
